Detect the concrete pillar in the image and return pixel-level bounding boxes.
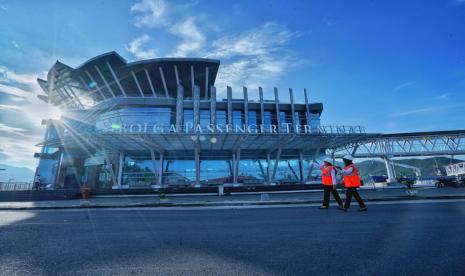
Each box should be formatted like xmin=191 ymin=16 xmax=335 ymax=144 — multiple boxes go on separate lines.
xmin=193 ymin=85 xmax=200 ymax=129
xmin=176 ymin=84 xmax=184 ymax=132
xmin=289 ymin=88 xmax=296 ymax=130
xmin=298 ymin=152 xmax=304 ymax=183
xmin=149 ymin=149 xmax=157 ymax=187
xmin=383 ymin=156 xmax=397 ymax=183
xmin=195 ymin=148 xmax=200 ymax=186
xmin=54 ymin=150 xmax=64 ymax=189
xmin=235 ymin=149 xmax=241 ymax=183
xmin=158 ymin=153 xmax=164 ymax=187
xmin=190 ymin=65 xmax=195 ymax=96
xmin=304 ymin=88 xmax=310 ymax=125
xmin=205 ymin=67 xmax=209 ymax=100
xmin=102 ymin=150 xmax=118 ymax=188
xmin=227 ymin=86 xmax=233 ymax=125
xmin=271 ymin=148 xmax=282 ymax=183
xmin=266 ymin=153 xmax=271 ymax=184
xmin=116 ymin=152 xmax=124 ymax=187
xmin=243 ymin=87 xmax=249 ymax=127
xmin=210 ymin=86 xmax=217 ymax=126
xmin=274 ymin=87 xmax=281 ymax=133
xmin=259 ymin=87 xmax=265 ymax=130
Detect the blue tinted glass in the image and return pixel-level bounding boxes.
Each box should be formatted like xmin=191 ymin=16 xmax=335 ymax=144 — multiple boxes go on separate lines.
xmin=216 ymin=110 xmax=227 ymax=125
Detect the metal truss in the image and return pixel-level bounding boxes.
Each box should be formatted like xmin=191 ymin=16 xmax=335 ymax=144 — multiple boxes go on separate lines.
xmin=446 ymin=162 xmax=465 ymax=176
xmin=330 ymin=130 xmax=465 ymax=158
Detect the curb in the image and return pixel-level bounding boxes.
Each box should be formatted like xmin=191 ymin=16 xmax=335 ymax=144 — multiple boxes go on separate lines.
xmin=1 ymin=195 xmax=465 ymax=211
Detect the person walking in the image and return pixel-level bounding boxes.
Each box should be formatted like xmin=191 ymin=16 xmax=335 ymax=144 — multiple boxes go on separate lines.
xmin=338 ymin=155 xmax=367 ymax=212
xmin=319 ymin=157 xmax=344 ymax=210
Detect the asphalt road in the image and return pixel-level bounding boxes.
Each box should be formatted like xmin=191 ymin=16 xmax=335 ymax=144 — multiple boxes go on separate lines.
xmin=1 ymin=200 xmax=465 ymax=276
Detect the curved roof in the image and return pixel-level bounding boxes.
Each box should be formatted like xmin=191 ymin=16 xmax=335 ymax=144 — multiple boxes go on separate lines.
xmin=37 ymin=51 xmax=220 ymax=109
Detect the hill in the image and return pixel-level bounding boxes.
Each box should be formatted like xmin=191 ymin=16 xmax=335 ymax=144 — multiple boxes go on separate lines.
xmin=0 ymin=164 xmax=35 ymax=183
xmin=355 ymin=157 xmax=462 ymax=180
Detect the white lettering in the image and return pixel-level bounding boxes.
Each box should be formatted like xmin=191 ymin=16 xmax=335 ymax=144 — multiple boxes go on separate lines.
xmin=304 ymin=125 xmax=311 ymax=134
xmin=195 ymin=124 xmax=203 ymax=133
xmin=247 ymin=124 xmax=258 ymax=134
xmin=284 ymin=123 xmax=292 ymax=134
xmin=235 ymin=124 xmax=246 ymax=133
xmin=129 ymin=124 xmax=142 ymax=133
xmin=184 ymin=122 xmax=193 ymax=133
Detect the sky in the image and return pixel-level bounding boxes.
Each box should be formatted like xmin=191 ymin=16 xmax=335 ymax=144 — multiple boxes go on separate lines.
xmin=0 ymin=0 xmax=465 ymax=171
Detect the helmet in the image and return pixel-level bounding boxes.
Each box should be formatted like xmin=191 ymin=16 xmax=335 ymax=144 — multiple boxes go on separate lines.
xmin=323 ymin=157 xmax=333 ymax=164
xmin=343 ymin=154 xmax=354 ymax=161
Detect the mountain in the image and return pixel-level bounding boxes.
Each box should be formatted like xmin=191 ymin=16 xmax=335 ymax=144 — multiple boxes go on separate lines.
xmin=0 ymin=164 xmax=35 ymax=183
xmin=355 ymin=157 xmax=463 ymax=180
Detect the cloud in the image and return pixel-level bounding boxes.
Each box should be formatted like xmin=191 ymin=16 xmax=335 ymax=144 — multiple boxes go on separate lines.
xmin=436 ymin=92 xmax=453 ymax=100
xmin=392 ymin=81 xmax=415 ymax=92
xmin=206 ymin=22 xmax=300 ymax=93
xmin=0 ymin=104 xmax=22 ymax=110
xmin=126 ymin=2 xmax=302 ymax=97
xmin=11 ymin=41 xmax=19 ymax=49
xmin=125 ymin=34 xmax=157 ymax=60
xmin=0 ymin=66 xmax=61 ymax=170
xmin=393 ymin=106 xmax=444 ymax=116
xmin=208 ymin=22 xmax=298 ymax=58
xmin=130 ymin=0 xmax=169 ymax=28
xmin=0 ymin=123 xmax=29 ymax=134
xmin=168 ymin=17 xmax=206 ymax=57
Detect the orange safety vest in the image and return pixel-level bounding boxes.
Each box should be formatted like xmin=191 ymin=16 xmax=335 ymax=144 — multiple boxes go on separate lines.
xmin=321 ymin=165 xmax=334 ymax=186
xmin=343 ymin=164 xmax=361 ymax=188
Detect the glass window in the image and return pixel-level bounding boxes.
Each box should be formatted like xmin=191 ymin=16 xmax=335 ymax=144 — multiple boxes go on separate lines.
xmin=263 ymin=111 xmax=272 ymax=131
xmin=247 ymin=111 xmax=258 ymax=132
xmin=95 ymin=107 xmax=173 ymax=132
xmin=232 ymin=110 xmax=243 ymax=127
xmin=200 ymin=109 xmax=211 ymax=127
xmin=183 ymin=109 xmax=194 ymax=126
xmin=216 ymin=110 xmax=227 ymax=125
xmin=122 ymin=156 xmax=156 ymax=188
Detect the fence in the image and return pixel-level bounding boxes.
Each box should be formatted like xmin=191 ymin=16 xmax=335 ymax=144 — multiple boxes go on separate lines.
xmin=0 ymin=182 xmax=33 ymax=191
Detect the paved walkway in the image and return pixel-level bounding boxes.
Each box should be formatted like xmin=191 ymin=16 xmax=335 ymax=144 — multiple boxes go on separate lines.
xmin=1 ymin=186 xmax=465 ymax=210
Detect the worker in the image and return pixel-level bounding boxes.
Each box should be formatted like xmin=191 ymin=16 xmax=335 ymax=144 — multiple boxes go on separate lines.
xmin=338 ymin=155 xmax=367 ymax=212
xmin=319 ymin=157 xmax=344 ymax=210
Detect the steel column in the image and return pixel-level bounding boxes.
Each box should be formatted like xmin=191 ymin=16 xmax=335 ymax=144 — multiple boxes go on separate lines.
xmin=176 ymin=84 xmax=184 ymax=132
xmin=274 ymin=87 xmax=281 ymax=133
xmin=210 ymin=86 xmax=217 ymax=126
xmin=227 ymin=86 xmax=233 ymax=125
xmin=259 ymin=87 xmax=265 ymax=128
xmin=243 ymin=87 xmax=249 ymax=127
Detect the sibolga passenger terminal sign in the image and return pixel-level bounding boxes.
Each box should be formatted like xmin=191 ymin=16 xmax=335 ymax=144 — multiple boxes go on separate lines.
xmin=106 ymin=123 xmax=364 ymax=135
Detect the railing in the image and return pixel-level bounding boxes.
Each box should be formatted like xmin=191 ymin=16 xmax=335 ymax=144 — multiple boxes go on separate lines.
xmin=446 ymin=162 xmax=465 ymax=176
xmin=0 ymin=182 xmax=33 ymax=191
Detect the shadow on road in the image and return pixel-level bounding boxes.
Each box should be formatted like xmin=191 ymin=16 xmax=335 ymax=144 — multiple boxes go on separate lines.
xmin=1 ymin=201 xmax=465 ymax=275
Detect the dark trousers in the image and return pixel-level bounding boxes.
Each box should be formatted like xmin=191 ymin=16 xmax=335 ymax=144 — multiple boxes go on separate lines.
xmin=322 ymin=185 xmax=343 ymax=207
xmin=344 ymin=187 xmax=366 ymax=208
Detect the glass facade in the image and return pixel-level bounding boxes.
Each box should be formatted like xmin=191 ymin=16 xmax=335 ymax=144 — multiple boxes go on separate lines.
xmin=36 ymin=53 xmax=329 ymax=191
xmin=96 ymin=107 xmax=173 ymax=132
xmin=200 ymin=109 xmax=211 ymax=127
xmin=216 ymin=110 xmax=227 ymax=125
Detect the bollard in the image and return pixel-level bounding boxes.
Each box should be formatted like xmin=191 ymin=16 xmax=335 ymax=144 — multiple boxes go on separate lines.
xmin=218 ymin=185 xmax=224 ymax=196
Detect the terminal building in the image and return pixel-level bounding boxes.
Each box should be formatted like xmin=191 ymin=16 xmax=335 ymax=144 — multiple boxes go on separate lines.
xmin=34 ymin=52 xmax=369 ymax=190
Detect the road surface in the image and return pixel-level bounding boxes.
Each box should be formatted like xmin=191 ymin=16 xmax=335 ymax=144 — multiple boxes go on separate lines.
xmin=1 ymin=200 xmax=464 ymax=275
